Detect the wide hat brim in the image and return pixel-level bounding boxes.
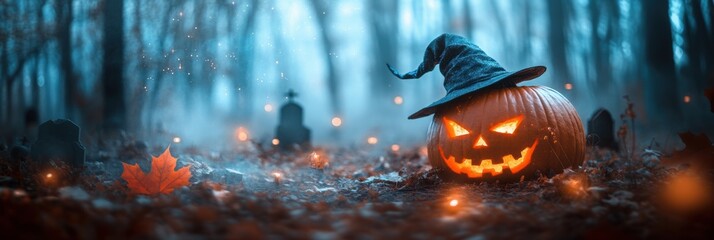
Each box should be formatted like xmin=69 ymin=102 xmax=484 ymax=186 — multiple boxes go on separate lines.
xmin=408 ymin=66 xmax=546 ymax=119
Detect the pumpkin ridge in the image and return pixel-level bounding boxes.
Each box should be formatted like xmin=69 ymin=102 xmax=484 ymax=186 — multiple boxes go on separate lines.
xmin=553 ymin=87 xmax=580 ymax=167
xmin=531 ymin=86 xmax=567 ymax=170
xmin=551 ymin=86 xmax=584 ymax=168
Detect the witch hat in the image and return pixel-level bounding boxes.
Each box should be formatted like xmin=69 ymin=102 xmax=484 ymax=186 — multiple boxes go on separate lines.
xmin=387 ymin=33 xmax=546 ymax=119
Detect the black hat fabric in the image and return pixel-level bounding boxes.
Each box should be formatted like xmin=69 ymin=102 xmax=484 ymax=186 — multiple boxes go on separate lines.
xmin=387 ymin=33 xmax=546 ymax=119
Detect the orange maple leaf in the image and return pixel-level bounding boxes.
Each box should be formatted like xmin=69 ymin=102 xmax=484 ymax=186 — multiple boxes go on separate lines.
xmin=121 ymin=146 xmax=191 ymax=195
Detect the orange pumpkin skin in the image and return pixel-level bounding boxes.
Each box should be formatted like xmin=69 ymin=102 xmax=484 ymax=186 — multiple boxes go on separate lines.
xmin=427 ymin=86 xmax=585 ymax=182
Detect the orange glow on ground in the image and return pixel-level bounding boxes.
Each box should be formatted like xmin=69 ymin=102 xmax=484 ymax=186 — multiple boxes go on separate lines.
xmin=419 ymin=146 xmax=428 ymax=157
xmin=449 ymin=199 xmax=459 ymax=207
xmin=272 ymin=172 xmax=283 ymax=184
xmin=309 ymin=151 xmax=329 ymax=169
xmin=663 ymin=171 xmax=711 ymax=212
xmin=563 ymin=177 xmax=588 ymax=199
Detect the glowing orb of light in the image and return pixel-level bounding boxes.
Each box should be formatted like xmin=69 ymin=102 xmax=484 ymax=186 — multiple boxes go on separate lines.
xmin=394 ymin=96 xmax=404 ymax=105
xmin=331 ymin=117 xmax=342 ymax=127
xmin=564 ymin=83 xmax=573 ymax=90
xmin=235 ymin=127 xmax=249 ymax=142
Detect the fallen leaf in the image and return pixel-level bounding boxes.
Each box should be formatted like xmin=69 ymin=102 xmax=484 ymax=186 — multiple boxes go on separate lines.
xmin=678 ymin=132 xmax=711 ymax=152
xmin=121 ymin=146 xmax=191 ymax=195
xmin=663 ymin=132 xmax=714 ymax=170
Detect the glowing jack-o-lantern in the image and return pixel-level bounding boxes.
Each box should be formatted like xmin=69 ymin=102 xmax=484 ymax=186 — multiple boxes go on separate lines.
xmin=428 ymin=86 xmax=585 ymax=182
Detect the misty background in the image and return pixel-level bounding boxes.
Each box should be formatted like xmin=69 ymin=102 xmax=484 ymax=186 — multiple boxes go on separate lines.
xmin=1 ymin=0 xmax=712 ymax=149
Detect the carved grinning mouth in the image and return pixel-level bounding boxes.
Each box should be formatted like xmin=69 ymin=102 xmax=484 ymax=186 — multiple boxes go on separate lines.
xmin=438 ymin=140 xmax=538 ymax=178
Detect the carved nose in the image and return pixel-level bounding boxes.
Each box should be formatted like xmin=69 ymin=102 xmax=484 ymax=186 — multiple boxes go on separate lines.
xmin=473 ymin=135 xmax=488 ymax=148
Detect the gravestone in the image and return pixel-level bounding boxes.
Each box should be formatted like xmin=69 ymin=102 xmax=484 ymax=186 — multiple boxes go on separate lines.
xmin=31 ymin=119 xmax=86 ymax=168
xmin=275 ymin=90 xmax=311 ymax=151
xmin=586 ymin=108 xmax=619 ymax=151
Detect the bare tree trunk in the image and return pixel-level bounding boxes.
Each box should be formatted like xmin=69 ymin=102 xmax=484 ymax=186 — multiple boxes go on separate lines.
xmin=183 ymin=1 xmax=202 ymax=111
xmin=17 ymin=69 xmax=25 ymax=126
xmin=709 ymin=1 xmax=714 ymax=42
xmin=270 ymin=4 xmax=292 ymax=93
xmin=147 ymin=3 xmax=176 ymax=131
xmin=517 ymin=0 xmax=532 ymax=65
xmin=680 ymin=0 xmax=714 ymax=130
xmin=640 ymin=0 xmax=679 ymax=126
xmin=1 ymin=2 xmax=44 ymax=139
xmin=2 ymin=26 xmax=8 ymax=131
xmin=2 ymin=4 xmax=14 ymax=134
xmin=462 ymin=0 xmax=473 ymax=39
xmin=31 ymin=0 xmax=47 ymax=112
xmin=367 ymin=0 xmax=399 ymax=109
xmin=58 ymin=0 xmax=78 ymax=121
xmin=233 ymin=0 xmax=260 ymax=122
xmin=441 ymin=0 xmax=452 ymax=31
xmin=589 ymin=0 xmax=618 ymax=95
xmin=194 ymin=2 xmax=215 ymax=115
xmin=547 ymin=0 xmax=573 ymax=88
xmin=102 ymin=0 xmax=126 ymax=131
xmin=309 ymin=0 xmax=342 ymax=116
xmin=488 ymin=0 xmax=510 ymax=64
xmin=129 ymin=0 xmax=147 ymax=132
xmin=32 ymin=57 xmax=40 ymax=109
xmin=684 ymin=0 xmax=714 ymax=90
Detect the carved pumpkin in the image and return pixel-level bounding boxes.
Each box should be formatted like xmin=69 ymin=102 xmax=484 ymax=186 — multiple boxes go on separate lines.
xmin=427 ymin=86 xmax=585 ymax=182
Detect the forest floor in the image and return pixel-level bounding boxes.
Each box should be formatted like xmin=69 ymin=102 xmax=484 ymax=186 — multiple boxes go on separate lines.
xmin=0 ymin=134 xmax=713 ymax=239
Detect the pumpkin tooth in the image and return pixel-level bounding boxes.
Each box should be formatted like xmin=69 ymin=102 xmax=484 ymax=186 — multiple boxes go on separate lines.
xmin=462 ymin=159 xmax=472 ymax=167
xmin=502 ymin=154 xmax=516 ymax=169
xmin=479 ymin=159 xmax=492 ymax=168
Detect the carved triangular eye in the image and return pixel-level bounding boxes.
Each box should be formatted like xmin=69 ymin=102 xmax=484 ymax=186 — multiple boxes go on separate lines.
xmin=443 ymin=117 xmax=470 ymax=138
xmin=490 ymin=115 xmax=524 ymax=134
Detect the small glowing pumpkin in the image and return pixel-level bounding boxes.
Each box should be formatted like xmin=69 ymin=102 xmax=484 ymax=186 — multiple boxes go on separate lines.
xmin=427 ymin=86 xmax=585 ymax=182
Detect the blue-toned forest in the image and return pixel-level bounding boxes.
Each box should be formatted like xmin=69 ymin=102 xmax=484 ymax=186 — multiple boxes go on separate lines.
xmin=1 ymin=0 xmax=713 ymax=239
